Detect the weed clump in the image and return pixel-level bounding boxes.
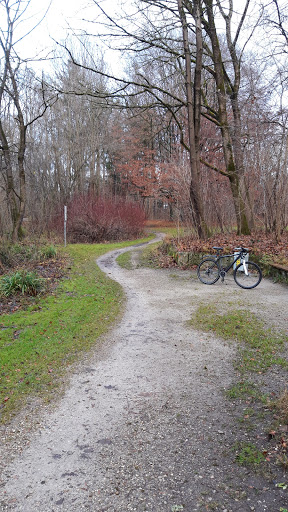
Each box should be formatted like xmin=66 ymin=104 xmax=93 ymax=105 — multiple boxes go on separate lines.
xmin=234 ymin=441 xmax=266 ymax=466
xmin=0 ymin=270 xmax=45 ymax=297
xmin=0 ymin=242 xmax=57 ymax=272
xmin=41 ymin=245 xmax=57 ymax=259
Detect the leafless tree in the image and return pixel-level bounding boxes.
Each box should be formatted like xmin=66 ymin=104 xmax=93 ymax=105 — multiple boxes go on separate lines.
xmin=0 ymin=0 xmax=56 ymax=239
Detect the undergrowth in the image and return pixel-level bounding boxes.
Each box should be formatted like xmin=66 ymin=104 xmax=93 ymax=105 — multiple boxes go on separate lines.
xmin=0 ymin=241 xmax=57 ymax=271
xmin=0 ymin=270 xmax=45 ymax=297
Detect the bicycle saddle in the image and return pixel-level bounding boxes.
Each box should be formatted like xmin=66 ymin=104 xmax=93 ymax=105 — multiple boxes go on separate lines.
xmin=212 ymin=246 xmax=223 ymax=251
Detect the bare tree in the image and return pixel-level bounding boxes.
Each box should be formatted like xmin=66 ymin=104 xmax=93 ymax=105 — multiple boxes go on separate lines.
xmin=6 ymin=0 xmax=282 ymax=238
xmin=196 ymin=0 xmax=258 ymax=234
xmin=0 ymin=0 xmax=56 ymax=239
xmin=60 ymin=0 xmax=211 ymax=236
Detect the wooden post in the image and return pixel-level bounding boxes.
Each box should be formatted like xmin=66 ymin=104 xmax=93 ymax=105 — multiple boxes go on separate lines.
xmin=64 ymin=205 xmax=67 ymax=247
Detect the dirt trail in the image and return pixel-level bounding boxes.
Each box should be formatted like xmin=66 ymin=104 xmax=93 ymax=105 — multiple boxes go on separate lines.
xmin=0 ymin=236 xmax=288 ymax=511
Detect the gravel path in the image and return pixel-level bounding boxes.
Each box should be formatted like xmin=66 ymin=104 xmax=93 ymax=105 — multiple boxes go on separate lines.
xmin=0 ymin=236 xmax=288 ymax=511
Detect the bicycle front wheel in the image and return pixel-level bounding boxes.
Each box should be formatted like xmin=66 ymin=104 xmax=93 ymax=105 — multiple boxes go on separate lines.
xmin=197 ymin=258 xmax=220 ymax=285
xmin=234 ymin=261 xmax=262 ymax=289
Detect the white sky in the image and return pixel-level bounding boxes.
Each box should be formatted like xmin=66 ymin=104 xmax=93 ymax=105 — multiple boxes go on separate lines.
xmin=9 ymin=0 xmax=288 ymax=76
xmin=11 ymin=0 xmax=127 ymax=75
xmin=15 ymin=0 xmax=90 ymax=57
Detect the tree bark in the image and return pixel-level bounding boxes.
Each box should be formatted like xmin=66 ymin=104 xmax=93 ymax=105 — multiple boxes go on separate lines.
xmin=203 ymin=0 xmax=250 ymax=235
xmin=177 ymin=0 xmax=208 ymax=238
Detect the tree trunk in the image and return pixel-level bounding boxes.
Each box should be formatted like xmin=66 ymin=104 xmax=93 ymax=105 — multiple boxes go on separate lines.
xmin=14 ymin=124 xmax=27 ymax=240
xmin=177 ymin=0 xmax=208 ymax=238
xmin=203 ymin=0 xmax=251 ymax=235
xmin=10 ymin=68 xmax=27 ymax=240
xmin=0 ymin=121 xmax=21 ymax=238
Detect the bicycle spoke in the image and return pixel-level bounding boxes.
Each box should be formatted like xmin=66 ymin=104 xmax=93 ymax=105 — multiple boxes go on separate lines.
xmin=234 ymin=261 xmax=262 ymax=289
xmin=197 ymin=259 xmax=220 ymax=285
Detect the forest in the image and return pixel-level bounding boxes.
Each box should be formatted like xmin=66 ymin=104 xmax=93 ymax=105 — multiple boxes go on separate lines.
xmin=0 ymin=0 xmax=288 ymax=242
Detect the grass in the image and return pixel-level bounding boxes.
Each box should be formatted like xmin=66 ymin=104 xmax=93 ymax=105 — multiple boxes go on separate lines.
xmin=190 ymin=304 xmax=288 ymax=374
xmin=138 ymin=241 xmax=163 ymax=267
xmin=144 ymin=220 xmax=191 ymax=240
xmin=152 ymin=226 xmax=187 ymax=238
xmin=116 ymin=239 xmax=164 ymax=270
xmin=226 ymin=380 xmax=263 ymax=401
xmin=234 ymin=441 xmax=266 ymax=466
xmin=41 ymin=245 xmax=57 ymax=259
xmin=117 ymin=250 xmax=133 ymax=269
xmin=0 ymin=236 xmax=152 ymax=422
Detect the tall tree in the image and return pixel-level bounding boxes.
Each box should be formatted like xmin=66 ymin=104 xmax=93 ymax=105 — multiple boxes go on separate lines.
xmin=0 ymin=0 xmax=55 ymax=239
xmin=177 ymin=0 xmax=208 ymax=236
xmin=198 ymin=0 xmax=253 ymax=234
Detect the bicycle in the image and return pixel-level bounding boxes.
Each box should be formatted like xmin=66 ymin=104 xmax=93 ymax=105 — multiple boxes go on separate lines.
xmin=197 ymin=246 xmax=262 ymax=289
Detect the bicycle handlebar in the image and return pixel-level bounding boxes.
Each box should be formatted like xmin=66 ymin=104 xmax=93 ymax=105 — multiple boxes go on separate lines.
xmin=212 ymin=246 xmax=250 ymax=254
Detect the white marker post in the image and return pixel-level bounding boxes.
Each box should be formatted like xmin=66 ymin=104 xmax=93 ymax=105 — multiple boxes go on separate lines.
xmin=64 ymin=205 xmax=67 ymax=247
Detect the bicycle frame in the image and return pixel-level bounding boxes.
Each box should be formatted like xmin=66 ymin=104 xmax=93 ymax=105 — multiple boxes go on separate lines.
xmin=197 ymin=246 xmax=262 ymax=289
xmin=215 ymin=252 xmax=249 ymax=275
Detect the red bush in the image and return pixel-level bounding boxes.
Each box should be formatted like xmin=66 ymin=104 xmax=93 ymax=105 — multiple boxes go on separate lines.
xmin=50 ymin=195 xmax=146 ymax=243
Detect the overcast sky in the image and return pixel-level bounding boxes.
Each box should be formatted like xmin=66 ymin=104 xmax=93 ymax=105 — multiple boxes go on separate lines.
xmin=12 ymin=0 xmax=123 ymax=73
xmin=17 ymin=0 xmax=91 ymax=57
xmin=10 ymin=0 xmax=288 ymax=75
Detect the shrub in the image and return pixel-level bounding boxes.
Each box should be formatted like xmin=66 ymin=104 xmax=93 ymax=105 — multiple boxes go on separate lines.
xmin=0 ymin=244 xmax=15 ymax=268
xmin=0 ymin=242 xmax=39 ymax=268
xmin=0 ymin=241 xmax=58 ymax=273
xmin=50 ymin=194 xmax=146 ymax=243
xmin=0 ymin=270 xmax=45 ymax=297
xmin=41 ymin=245 xmax=57 ymax=259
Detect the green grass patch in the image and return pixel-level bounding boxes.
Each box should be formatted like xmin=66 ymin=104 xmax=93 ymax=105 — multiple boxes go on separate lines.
xmin=138 ymin=242 xmax=163 ymax=267
xmin=234 ymin=441 xmax=266 ymax=466
xmin=190 ymin=305 xmax=288 ymax=373
xmin=0 ymin=237 xmax=151 ymax=422
xmin=226 ymin=380 xmax=262 ymax=401
xmin=116 ymin=234 xmax=156 ymax=269
xmin=147 ymin=226 xmax=189 ymax=238
xmin=116 ymin=251 xmax=133 ymax=269
xmin=116 ymin=238 xmax=162 ymax=270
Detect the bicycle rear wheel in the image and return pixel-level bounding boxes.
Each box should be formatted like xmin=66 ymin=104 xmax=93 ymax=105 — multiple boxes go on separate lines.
xmin=234 ymin=261 xmax=262 ymax=289
xmin=197 ymin=258 xmax=220 ymax=285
